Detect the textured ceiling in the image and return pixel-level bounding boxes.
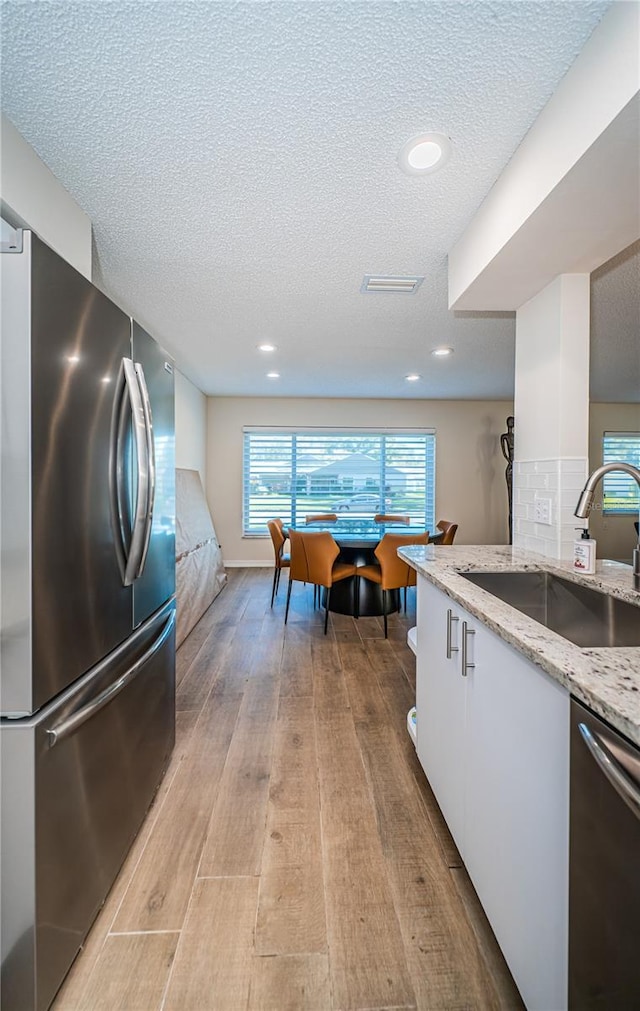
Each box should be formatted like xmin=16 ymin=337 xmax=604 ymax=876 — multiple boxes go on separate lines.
xmin=2 ymin=0 xmax=633 ymax=401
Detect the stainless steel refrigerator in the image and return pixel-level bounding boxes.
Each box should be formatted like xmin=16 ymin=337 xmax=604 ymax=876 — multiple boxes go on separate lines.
xmin=1 ymin=230 xmax=176 ymax=1011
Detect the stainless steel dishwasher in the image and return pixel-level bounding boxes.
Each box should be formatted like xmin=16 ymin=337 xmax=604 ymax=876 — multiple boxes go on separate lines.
xmin=569 ymin=698 xmax=640 ymax=1009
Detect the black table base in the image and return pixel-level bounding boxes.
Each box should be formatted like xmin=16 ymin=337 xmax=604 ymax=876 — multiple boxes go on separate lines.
xmin=324 ymin=576 xmax=400 ymax=618
xmin=324 ymin=545 xmax=400 ymax=617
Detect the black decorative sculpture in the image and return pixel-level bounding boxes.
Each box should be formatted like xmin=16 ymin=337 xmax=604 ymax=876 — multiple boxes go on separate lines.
xmin=500 ymin=415 xmax=515 ymax=544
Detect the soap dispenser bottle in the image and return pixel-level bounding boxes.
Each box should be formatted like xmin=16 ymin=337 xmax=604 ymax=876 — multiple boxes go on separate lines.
xmin=573 ymin=527 xmax=596 ymax=574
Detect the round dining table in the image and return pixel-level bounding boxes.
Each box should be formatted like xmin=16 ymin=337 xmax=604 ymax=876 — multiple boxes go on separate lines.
xmin=286 ymin=519 xmax=442 ymax=617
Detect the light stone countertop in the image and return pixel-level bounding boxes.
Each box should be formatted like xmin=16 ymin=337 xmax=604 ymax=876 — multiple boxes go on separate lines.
xmin=398 ymin=544 xmax=640 ymax=746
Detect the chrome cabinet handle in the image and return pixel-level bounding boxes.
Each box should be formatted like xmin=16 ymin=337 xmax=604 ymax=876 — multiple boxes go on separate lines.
xmin=46 ymin=610 xmax=175 ymax=747
xmin=134 ymin=362 xmax=156 ymax=578
xmin=446 ymin=608 xmax=459 ymax=658
xmin=461 ymin=621 xmax=475 ymax=677
xmin=578 ymin=722 xmax=640 ymax=821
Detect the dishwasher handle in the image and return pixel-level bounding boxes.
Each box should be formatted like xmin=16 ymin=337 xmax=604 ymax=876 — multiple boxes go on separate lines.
xmin=46 ymin=611 xmax=175 ymax=747
xmin=578 ymin=721 xmax=640 ymax=821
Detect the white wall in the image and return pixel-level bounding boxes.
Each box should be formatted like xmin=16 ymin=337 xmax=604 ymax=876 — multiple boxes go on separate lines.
xmin=1 ymin=114 xmax=92 ymax=278
xmin=175 ymin=370 xmax=207 ymax=483
xmin=515 ymin=275 xmax=590 ymax=461
xmin=512 ymin=274 xmax=590 ymax=559
xmin=207 ymin=397 xmax=513 ymax=565
xmin=588 ymin=402 xmax=640 ymax=561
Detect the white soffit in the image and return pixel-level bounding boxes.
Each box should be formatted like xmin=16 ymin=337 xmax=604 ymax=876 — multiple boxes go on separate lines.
xmin=451 ymin=96 xmax=640 ymax=310
xmin=449 ymin=1 xmax=640 ymax=311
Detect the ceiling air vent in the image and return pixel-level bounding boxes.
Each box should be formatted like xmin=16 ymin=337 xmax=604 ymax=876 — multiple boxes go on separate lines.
xmin=361 ymin=275 xmax=424 ymax=294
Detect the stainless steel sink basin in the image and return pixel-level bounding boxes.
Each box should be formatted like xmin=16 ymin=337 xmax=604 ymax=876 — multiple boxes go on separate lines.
xmin=459 ymin=570 xmax=640 ymax=648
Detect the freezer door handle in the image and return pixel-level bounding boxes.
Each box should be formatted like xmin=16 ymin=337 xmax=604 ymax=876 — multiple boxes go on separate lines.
xmin=110 ymin=359 xmax=131 ymax=582
xmin=123 ymin=357 xmax=151 ymax=586
xmin=46 ymin=610 xmax=175 ymax=747
xmin=110 ymin=357 xmax=150 ymax=585
xmin=134 ymin=362 xmax=156 ymax=578
xmin=578 ymin=721 xmax=640 ymax=820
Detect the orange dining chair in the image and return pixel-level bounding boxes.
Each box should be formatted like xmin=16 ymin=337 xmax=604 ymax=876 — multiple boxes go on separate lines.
xmin=357 ymin=531 xmax=429 ymax=637
xmin=285 ymin=529 xmax=357 ymax=633
xmin=304 ymin=516 xmax=339 ymax=609
xmin=303 ymin=514 xmax=337 ymax=605
xmin=436 ymin=520 xmax=458 ymax=545
xmin=305 ymin=513 xmax=338 ymax=524
xmin=374 ymin=514 xmax=410 ymax=525
xmin=267 ymin=518 xmax=290 ymax=608
xmin=272 ymin=516 xmax=289 ymax=550
xmin=274 ymin=517 xmax=290 ymax=554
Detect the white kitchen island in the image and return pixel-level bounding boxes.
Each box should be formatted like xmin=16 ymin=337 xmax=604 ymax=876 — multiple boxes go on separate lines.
xmin=398 ymin=544 xmax=640 ymax=1011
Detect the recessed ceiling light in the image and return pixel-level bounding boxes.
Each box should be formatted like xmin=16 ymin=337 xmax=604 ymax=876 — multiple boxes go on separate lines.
xmin=258 ymin=343 xmax=276 ymax=352
xmin=431 ymin=346 xmax=453 ymax=357
xmin=405 ymin=373 xmax=421 ymax=382
xmin=267 ymin=371 xmax=280 ymax=379
xmin=398 ymin=132 xmax=452 ymax=176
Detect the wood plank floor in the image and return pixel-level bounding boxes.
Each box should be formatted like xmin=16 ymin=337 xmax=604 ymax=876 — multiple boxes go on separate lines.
xmin=52 ymin=568 xmax=524 ymax=1011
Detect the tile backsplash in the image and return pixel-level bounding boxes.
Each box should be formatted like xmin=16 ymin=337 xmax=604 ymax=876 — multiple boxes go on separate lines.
xmin=513 ymin=458 xmax=588 ymax=559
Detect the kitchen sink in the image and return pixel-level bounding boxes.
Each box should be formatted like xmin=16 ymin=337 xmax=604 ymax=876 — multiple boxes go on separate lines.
xmin=459 ymin=570 xmax=640 ymax=648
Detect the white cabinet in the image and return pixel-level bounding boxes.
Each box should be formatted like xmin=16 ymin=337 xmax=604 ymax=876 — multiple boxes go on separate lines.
xmin=415 ymin=575 xmax=570 ymax=1011
xmin=416 ymin=578 xmax=467 ymax=849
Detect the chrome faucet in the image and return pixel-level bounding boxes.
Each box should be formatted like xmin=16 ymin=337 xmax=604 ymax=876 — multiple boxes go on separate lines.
xmin=574 ymin=462 xmax=640 ymax=590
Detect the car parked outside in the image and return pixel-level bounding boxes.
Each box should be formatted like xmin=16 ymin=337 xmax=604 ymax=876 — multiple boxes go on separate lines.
xmin=331 ymin=492 xmax=391 ymax=512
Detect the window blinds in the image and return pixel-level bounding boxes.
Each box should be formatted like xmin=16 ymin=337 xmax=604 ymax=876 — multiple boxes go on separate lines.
xmin=242 ymin=428 xmax=436 ymax=535
xmin=602 ymin=432 xmax=640 ymax=514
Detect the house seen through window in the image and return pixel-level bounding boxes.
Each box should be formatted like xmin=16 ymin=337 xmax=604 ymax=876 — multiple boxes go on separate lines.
xmin=243 ymin=429 xmax=436 ymax=535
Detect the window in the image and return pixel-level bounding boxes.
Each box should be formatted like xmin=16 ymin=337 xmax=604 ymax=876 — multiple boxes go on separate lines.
xmin=602 ymin=432 xmax=640 ymax=514
xmin=243 ymin=428 xmax=436 ymax=535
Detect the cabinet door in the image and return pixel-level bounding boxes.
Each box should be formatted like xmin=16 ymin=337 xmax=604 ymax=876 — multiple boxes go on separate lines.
xmin=416 ymin=577 xmax=467 ymax=851
xmin=464 ymin=621 xmax=569 ymax=1011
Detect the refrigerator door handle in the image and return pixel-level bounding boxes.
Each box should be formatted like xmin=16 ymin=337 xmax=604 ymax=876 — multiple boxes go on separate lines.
xmin=134 ymin=362 xmax=156 ymax=578
xmin=110 ymin=359 xmax=131 ymax=582
xmin=46 ymin=610 xmax=176 ymax=747
xmin=123 ymin=357 xmax=150 ymax=586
